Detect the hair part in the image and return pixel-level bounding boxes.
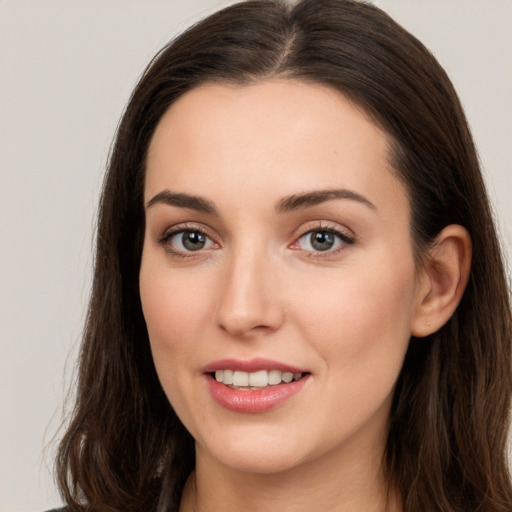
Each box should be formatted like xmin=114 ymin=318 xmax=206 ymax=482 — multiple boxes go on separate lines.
xmin=57 ymin=1 xmax=512 ymax=511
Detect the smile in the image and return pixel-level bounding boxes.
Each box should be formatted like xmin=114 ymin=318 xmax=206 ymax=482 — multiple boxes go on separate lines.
xmin=213 ymin=369 xmax=304 ymax=389
xmin=204 ymin=359 xmax=311 ymax=413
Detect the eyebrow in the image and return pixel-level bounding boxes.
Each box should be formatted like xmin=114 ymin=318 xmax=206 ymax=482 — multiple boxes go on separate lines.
xmin=275 ymin=189 xmax=377 ymax=213
xmin=146 ymin=190 xmax=218 ymax=215
xmin=146 ymin=187 xmax=376 ymax=215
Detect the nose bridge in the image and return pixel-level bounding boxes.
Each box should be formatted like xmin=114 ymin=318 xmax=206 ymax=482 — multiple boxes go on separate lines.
xmin=215 ymin=237 xmax=283 ymax=337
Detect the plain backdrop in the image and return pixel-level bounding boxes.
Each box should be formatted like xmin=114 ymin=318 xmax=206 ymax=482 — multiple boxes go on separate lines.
xmin=1 ymin=1 xmax=511 ymax=511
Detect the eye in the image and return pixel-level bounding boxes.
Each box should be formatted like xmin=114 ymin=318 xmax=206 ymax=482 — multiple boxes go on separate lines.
xmin=161 ymin=229 xmax=216 ymax=254
xmin=296 ymin=228 xmax=353 ymax=253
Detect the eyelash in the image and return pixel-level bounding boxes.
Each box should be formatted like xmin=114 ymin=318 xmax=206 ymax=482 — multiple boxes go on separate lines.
xmin=158 ymin=223 xmax=355 ymax=259
xmin=293 ymin=225 xmax=355 ymax=258
xmin=158 ymin=224 xmax=218 ymax=258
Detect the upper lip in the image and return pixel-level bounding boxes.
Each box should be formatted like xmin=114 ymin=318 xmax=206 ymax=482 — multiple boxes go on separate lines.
xmin=203 ymin=358 xmax=308 ymax=374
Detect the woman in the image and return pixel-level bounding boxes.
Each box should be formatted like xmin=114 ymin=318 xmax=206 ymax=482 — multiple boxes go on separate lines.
xmin=54 ymin=0 xmax=512 ymax=511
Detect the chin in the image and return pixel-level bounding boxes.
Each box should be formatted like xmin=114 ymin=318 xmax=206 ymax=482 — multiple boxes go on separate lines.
xmin=196 ymin=427 xmax=311 ymax=475
xmin=214 ymin=449 xmax=306 ymax=475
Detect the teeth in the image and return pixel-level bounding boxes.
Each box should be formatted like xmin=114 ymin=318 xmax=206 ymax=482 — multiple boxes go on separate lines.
xmin=223 ymin=369 xmax=233 ymax=385
xmin=232 ymin=371 xmax=249 ymax=387
xmin=282 ymin=372 xmax=293 ymax=383
xmin=214 ymin=369 xmax=304 ymax=388
xmin=268 ymin=370 xmax=281 ymax=385
xmin=249 ymin=370 xmax=268 ymax=387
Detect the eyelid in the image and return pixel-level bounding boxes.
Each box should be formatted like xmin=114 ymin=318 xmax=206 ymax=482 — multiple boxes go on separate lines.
xmin=293 ymin=221 xmax=355 ymax=242
xmin=156 ymin=220 xmax=355 ymax=258
xmin=290 ymin=221 xmax=356 ymax=255
xmin=158 ymin=222 xmax=220 ymax=257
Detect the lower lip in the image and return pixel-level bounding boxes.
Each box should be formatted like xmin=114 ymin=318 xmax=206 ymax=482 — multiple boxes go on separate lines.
xmin=205 ymin=374 xmax=310 ymax=413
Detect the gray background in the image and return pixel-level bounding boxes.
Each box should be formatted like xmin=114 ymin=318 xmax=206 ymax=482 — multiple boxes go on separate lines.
xmin=1 ymin=1 xmax=511 ymax=510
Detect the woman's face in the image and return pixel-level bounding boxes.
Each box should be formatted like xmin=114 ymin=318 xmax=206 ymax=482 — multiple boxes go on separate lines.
xmin=140 ymin=80 xmax=426 ymax=475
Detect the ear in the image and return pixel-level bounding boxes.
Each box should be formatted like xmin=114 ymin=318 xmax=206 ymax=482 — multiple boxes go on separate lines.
xmin=411 ymin=224 xmax=472 ymax=337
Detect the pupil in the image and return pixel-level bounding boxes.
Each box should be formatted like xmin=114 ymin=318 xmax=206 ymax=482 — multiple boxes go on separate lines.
xmin=311 ymin=231 xmax=334 ymax=251
xmin=183 ymin=232 xmax=205 ymax=251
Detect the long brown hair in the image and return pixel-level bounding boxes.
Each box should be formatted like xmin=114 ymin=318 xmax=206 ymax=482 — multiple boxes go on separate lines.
xmin=56 ymin=1 xmax=512 ymax=511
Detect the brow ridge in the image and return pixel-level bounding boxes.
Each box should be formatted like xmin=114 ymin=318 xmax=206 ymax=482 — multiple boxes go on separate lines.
xmin=146 ymin=189 xmax=217 ymax=215
xmin=275 ymin=189 xmax=377 ymax=213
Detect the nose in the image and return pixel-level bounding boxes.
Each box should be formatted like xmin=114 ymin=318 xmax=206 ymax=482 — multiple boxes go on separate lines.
xmin=214 ymin=246 xmax=284 ymax=338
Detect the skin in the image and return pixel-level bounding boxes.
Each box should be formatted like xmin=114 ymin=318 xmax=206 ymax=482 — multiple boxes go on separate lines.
xmin=139 ymin=80 xmax=468 ymax=512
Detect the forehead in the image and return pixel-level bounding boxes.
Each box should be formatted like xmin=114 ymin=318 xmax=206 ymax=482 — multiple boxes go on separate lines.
xmin=145 ymin=79 xmax=407 ymax=219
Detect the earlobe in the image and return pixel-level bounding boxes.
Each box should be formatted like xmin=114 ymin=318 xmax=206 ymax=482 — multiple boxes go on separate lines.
xmin=411 ymin=225 xmax=472 ymax=337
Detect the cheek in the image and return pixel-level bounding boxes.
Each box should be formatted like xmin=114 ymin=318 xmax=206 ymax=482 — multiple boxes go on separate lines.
xmin=285 ymin=257 xmax=417 ymax=446
xmin=141 ymin=279 xmax=203 ymax=347
xmin=139 ymin=263 xmax=211 ymax=427
xmin=293 ymin=256 xmax=417 ymax=372
xmin=139 ymin=254 xmax=214 ymax=388
xmin=140 ymin=247 xmax=213 ymax=337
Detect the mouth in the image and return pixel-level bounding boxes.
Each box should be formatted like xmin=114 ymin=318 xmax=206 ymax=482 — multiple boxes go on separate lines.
xmin=209 ymin=369 xmax=308 ymax=390
xmin=203 ymin=358 xmax=311 ymax=412
xmin=204 ymin=359 xmax=311 ymax=412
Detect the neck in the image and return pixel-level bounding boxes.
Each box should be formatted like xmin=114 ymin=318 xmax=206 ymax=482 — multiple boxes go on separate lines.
xmin=179 ymin=439 xmax=400 ymax=512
